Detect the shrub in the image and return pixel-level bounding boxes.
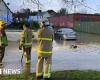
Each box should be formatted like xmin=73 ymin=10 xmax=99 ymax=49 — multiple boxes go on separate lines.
xmin=6 ymin=21 xmax=40 ymax=30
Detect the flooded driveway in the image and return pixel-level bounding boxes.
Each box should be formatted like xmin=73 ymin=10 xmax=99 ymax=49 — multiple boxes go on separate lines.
xmin=2 ymin=31 xmax=100 ymax=74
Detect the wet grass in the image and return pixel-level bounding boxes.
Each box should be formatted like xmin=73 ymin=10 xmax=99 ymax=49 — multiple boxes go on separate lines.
xmin=0 ymin=70 xmax=100 ymax=80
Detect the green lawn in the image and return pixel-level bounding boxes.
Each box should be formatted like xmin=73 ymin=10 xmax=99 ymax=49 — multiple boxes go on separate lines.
xmin=1 ymin=70 xmax=100 ymax=80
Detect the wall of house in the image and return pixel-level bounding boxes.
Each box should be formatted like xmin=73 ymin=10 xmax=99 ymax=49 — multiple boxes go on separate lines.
xmin=49 ymin=15 xmax=74 ymax=28
xmin=43 ymin=12 xmax=50 ymax=21
xmin=28 ymin=16 xmax=42 ymax=22
xmin=28 ymin=12 xmax=50 ymax=23
xmin=0 ymin=0 xmax=12 ymax=24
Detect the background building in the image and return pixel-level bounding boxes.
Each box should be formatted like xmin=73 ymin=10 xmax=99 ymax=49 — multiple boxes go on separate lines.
xmin=0 ymin=0 xmax=13 ymax=24
xmin=49 ymin=13 xmax=100 ymax=34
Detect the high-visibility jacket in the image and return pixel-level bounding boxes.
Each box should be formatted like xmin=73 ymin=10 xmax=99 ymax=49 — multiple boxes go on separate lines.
xmin=37 ymin=27 xmax=54 ymax=55
xmin=0 ymin=30 xmax=8 ymax=46
xmin=20 ymin=29 xmax=32 ymax=48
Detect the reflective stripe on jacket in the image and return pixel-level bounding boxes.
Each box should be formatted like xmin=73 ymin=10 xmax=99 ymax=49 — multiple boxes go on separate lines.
xmin=37 ymin=27 xmax=54 ymax=55
xmin=20 ymin=29 xmax=32 ymax=48
xmin=38 ymin=50 xmax=52 ymax=54
xmin=38 ymin=38 xmax=52 ymax=41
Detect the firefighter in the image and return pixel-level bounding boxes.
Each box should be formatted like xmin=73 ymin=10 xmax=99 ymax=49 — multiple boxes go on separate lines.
xmin=19 ymin=22 xmax=32 ymax=79
xmin=0 ymin=20 xmax=8 ymax=66
xmin=36 ymin=21 xmax=54 ymax=80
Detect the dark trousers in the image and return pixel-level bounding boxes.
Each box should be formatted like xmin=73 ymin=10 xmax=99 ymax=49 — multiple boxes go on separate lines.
xmin=0 ymin=47 xmax=5 ymax=63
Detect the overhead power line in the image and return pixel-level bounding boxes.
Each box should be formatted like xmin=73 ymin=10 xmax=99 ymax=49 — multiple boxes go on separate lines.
xmin=77 ymin=0 xmax=98 ymax=12
xmin=62 ymin=0 xmax=86 ymax=13
xmin=62 ymin=0 xmax=98 ymax=13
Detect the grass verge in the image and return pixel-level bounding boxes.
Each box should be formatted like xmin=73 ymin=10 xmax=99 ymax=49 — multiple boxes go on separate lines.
xmin=0 ymin=70 xmax=100 ymax=80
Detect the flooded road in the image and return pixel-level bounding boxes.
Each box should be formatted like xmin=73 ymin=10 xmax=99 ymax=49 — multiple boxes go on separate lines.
xmin=2 ymin=32 xmax=100 ymax=74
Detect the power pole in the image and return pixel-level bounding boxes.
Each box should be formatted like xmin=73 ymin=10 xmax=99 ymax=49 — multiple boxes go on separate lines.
xmin=7 ymin=2 xmax=10 ymax=23
xmin=37 ymin=0 xmax=40 ymax=23
xmin=31 ymin=0 xmax=40 ymax=22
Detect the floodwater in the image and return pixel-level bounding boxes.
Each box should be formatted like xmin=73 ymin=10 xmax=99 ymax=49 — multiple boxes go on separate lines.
xmin=1 ymin=31 xmax=100 ymax=74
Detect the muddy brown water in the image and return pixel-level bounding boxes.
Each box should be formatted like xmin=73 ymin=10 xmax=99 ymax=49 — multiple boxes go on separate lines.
xmin=1 ymin=32 xmax=100 ymax=74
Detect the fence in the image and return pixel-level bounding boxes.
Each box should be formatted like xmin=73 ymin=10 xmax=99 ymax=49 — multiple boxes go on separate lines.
xmin=74 ymin=21 xmax=100 ymax=34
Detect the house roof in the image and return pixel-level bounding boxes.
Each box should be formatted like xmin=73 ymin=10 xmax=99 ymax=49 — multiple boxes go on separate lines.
xmin=49 ymin=13 xmax=100 ymax=18
xmin=47 ymin=10 xmax=56 ymax=16
xmin=37 ymin=11 xmax=49 ymax=16
xmin=37 ymin=11 xmax=56 ymax=17
xmin=2 ymin=0 xmax=13 ymax=13
xmin=72 ymin=13 xmax=100 ymax=16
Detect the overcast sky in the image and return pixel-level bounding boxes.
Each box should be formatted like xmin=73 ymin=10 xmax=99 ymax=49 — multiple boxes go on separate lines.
xmin=4 ymin=0 xmax=100 ymax=13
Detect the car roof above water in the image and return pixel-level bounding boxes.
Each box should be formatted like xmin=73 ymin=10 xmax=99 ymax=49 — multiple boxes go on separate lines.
xmin=57 ymin=28 xmax=74 ymax=32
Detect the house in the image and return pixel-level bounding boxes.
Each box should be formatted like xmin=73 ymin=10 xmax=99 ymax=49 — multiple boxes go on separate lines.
xmin=49 ymin=13 xmax=100 ymax=34
xmin=28 ymin=11 xmax=50 ymax=22
xmin=13 ymin=10 xmax=56 ymax=24
xmin=13 ymin=12 xmax=29 ymax=22
xmin=28 ymin=10 xmax=56 ymax=23
xmin=0 ymin=0 xmax=13 ymax=24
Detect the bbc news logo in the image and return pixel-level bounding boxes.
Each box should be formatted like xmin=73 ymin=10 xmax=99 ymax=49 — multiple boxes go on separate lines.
xmin=0 ymin=68 xmax=21 ymax=74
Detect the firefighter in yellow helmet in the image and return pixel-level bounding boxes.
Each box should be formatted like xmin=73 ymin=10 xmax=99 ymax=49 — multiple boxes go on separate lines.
xmin=36 ymin=21 xmax=54 ymax=80
xmin=0 ymin=20 xmax=8 ymax=66
xmin=19 ymin=22 xmax=32 ymax=79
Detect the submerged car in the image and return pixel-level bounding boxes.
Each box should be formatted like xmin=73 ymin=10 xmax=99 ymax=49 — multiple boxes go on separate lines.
xmin=54 ymin=28 xmax=77 ymax=40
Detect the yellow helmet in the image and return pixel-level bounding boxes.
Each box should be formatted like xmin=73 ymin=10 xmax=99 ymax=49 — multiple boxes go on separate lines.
xmin=0 ymin=20 xmax=6 ymax=29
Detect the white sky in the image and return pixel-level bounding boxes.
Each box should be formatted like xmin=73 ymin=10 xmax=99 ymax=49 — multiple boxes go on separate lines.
xmin=4 ymin=0 xmax=100 ymax=13
xmin=4 ymin=0 xmax=62 ymax=12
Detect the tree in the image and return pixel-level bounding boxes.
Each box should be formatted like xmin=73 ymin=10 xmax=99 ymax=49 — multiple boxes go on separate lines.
xmin=58 ymin=8 xmax=68 ymax=15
